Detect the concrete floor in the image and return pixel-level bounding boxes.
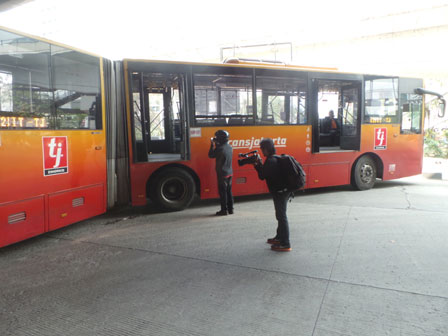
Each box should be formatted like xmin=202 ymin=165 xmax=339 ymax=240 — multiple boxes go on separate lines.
xmin=1 ymin=175 xmax=448 ymax=336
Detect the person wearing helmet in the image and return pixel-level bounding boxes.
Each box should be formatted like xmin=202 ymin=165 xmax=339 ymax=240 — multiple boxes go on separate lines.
xmin=208 ymin=130 xmax=234 ymax=216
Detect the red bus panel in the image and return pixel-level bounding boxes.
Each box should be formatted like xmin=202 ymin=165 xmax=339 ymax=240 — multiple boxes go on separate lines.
xmin=0 ymin=130 xmax=107 ymax=247
xmin=48 ymin=184 xmax=105 ymax=231
xmin=0 ymin=196 xmax=45 ymax=247
xmin=308 ymin=162 xmax=350 ymax=188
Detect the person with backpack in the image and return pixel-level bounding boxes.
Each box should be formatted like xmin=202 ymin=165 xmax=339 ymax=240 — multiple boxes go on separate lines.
xmin=253 ymin=138 xmax=292 ymax=252
xmin=208 ymin=130 xmax=234 ymax=216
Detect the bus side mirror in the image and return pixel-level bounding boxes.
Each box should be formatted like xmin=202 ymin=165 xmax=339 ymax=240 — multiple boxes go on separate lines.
xmin=415 ymin=88 xmax=446 ymax=118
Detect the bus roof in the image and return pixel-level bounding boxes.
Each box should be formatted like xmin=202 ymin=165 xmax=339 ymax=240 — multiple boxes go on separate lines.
xmin=0 ymin=25 xmax=102 ymax=58
xmin=123 ymin=58 xmax=342 ymax=74
xmin=123 ymin=58 xmax=423 ymax=80
xmin=223 ymin=57 xmax=338 ymax=71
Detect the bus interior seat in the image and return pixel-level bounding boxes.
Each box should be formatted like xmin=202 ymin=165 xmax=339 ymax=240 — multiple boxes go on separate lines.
xmin=245 ymin=117 xmax=254 ymax=125
xmin=257 ymin=117 xmax=274 ymax=125
xmin=319 ymin=118 xmax=340 ymax=146
xmin=196 ymin=118 xmax=214 ymax=126
xmin=213 ymin=118 xmax=227 ymax=126
xmin=228 ymin=117 xmax=243 ymax=125
xmin=320 ymin=118 xmax=331 ymax=134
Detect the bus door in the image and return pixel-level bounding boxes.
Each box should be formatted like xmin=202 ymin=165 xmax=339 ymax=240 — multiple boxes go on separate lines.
xmin=395 ymin=77 xmax=424 ymax=177
xmin=340 ymin=83 xmax=362 ymax=150
xmin=310 ymin=75 xmax=362 ymax=152
xmin=131 ymin=72 xmax=189 ymax=162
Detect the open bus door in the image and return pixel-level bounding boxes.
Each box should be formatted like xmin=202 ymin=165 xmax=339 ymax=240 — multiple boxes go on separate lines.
xmin=128 ymin=64 xmax=195 ymax=211
xmin=310 ymin=74 xmax=362 ymax=152
xmin=131 ymin=71 xmax=189 ymax=163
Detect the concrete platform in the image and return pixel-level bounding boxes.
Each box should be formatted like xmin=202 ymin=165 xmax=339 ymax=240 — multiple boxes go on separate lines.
xmin=1 ymin=175 xmax=448 ymax=335
xmin=423 ymin=157 xmax=448 ymax=180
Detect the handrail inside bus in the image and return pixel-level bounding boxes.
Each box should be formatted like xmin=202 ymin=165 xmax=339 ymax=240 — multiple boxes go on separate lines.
xmin=415 ymin=88 xmax=446 ymax=118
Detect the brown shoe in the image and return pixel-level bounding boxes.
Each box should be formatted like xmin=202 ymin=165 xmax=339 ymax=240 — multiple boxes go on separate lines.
xmin=271 ymin=244 xmax=292 ymax=252
xmin=266 ymin=237 xmax=280 ymax=244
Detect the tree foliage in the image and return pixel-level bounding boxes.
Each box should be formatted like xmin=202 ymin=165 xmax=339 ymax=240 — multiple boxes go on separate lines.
xmin=425 ymin=127 xmax=448 ymax=158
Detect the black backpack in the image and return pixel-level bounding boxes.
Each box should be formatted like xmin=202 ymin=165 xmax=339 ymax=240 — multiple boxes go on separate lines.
xmin=275 ymin=154 xmax=306 ymax=191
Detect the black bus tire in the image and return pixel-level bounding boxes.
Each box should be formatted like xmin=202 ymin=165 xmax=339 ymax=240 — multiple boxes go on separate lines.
xmin=150 ymin=168 xmax=196 ymax=211
xmin=351 ymin=155 xmax=377 ymax=190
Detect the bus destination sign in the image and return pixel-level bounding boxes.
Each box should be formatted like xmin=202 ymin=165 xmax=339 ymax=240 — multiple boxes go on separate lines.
xmin=0 ymin=116 xmax=47 ymax=128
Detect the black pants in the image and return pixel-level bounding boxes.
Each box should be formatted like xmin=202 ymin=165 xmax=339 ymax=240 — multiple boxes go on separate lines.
xmin=218 ymin=176 xmax=234 ymax=212
xmin=272 ymin=191 xmax=291 ymax=246
xmin=329 ymin=130 xmax=339 ymax=146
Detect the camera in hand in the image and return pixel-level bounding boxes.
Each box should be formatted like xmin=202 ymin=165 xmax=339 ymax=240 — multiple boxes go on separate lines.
xmin=238 ymin=150 xmax=260 ymax=166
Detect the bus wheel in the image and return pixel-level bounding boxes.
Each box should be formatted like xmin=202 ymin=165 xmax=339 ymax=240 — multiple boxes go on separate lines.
xmin=151 ymin=168 xmax=196 ymax=211
xmin=351 ymin=155 xmax=377 ymax=190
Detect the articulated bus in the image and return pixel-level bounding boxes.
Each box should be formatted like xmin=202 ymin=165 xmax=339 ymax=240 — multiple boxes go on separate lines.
xmin=0 ymin=26 xmax=445 ymax=247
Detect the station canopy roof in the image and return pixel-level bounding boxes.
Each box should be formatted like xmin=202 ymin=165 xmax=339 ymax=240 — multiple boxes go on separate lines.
xmin=0 ymin=0 xmax=34 ymax=12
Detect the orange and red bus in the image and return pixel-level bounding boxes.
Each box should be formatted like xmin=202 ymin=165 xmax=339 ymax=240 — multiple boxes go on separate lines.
xmin=123 ymin=58 xmax=444 ymax=211
xmin=0 ymin=27 xmax=108 ymax=247
xmin=1 ymin=26 xmax=445 ymax=247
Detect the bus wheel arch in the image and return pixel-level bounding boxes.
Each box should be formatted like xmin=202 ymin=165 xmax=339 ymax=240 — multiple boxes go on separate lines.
xmin=350 ymin=153 xmax=383 ymax=190
xmin=147 ymin=164 xmax=200 ymax=211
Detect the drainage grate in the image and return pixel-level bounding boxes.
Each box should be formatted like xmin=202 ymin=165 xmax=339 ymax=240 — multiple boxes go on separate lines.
xmin=8 ymin=212 xmax=26 ymax=224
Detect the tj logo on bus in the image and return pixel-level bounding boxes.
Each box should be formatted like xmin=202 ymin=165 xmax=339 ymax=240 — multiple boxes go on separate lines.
xmin=42 ymin=136 xmax=69 ymax=176
xmin=374 ymin=128 xmax=387 ymax=150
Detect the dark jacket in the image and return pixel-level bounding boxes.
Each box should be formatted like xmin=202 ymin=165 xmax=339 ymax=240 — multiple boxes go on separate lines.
xmin=255 ymin=155 xmax=286 ymax=193
xmin=323 ymin=117 xmax=340 ymax=132
xmin=208 ymin=142 xmax=233 ymax=179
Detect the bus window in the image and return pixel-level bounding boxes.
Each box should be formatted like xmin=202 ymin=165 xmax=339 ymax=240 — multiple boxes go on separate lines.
xmin=256 ymin=76 xmax=307 ymax=125
xmin=364 ymin=77 xmax=399 ymax=124
xmin=51 ymin=46 xmax=102 ymax=130
xmin=0 ymin=71 xmax=12 ymax=112
xmin=0 ymin=29 xmax=52 ymax=129
xmin=341 ymin=87 xmax=359 ymax=137
xmin=131 ymin=73 xmax=148 ymax=162
xmin=148 ymin=92 xmax=165 ymax=140
xmin=194 ymin=73 xmax=253 ymax=126
xmin=132 ymin=91 xmax=144 ymax=141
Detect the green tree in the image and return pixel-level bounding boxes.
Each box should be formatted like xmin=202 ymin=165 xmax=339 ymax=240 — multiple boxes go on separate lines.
xmin=425 ymin=127 xmax=448 ymax=158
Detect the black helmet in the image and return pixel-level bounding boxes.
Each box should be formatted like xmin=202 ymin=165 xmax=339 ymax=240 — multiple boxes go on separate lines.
xmin=214 ymin=130 xmax=229 ymax=143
